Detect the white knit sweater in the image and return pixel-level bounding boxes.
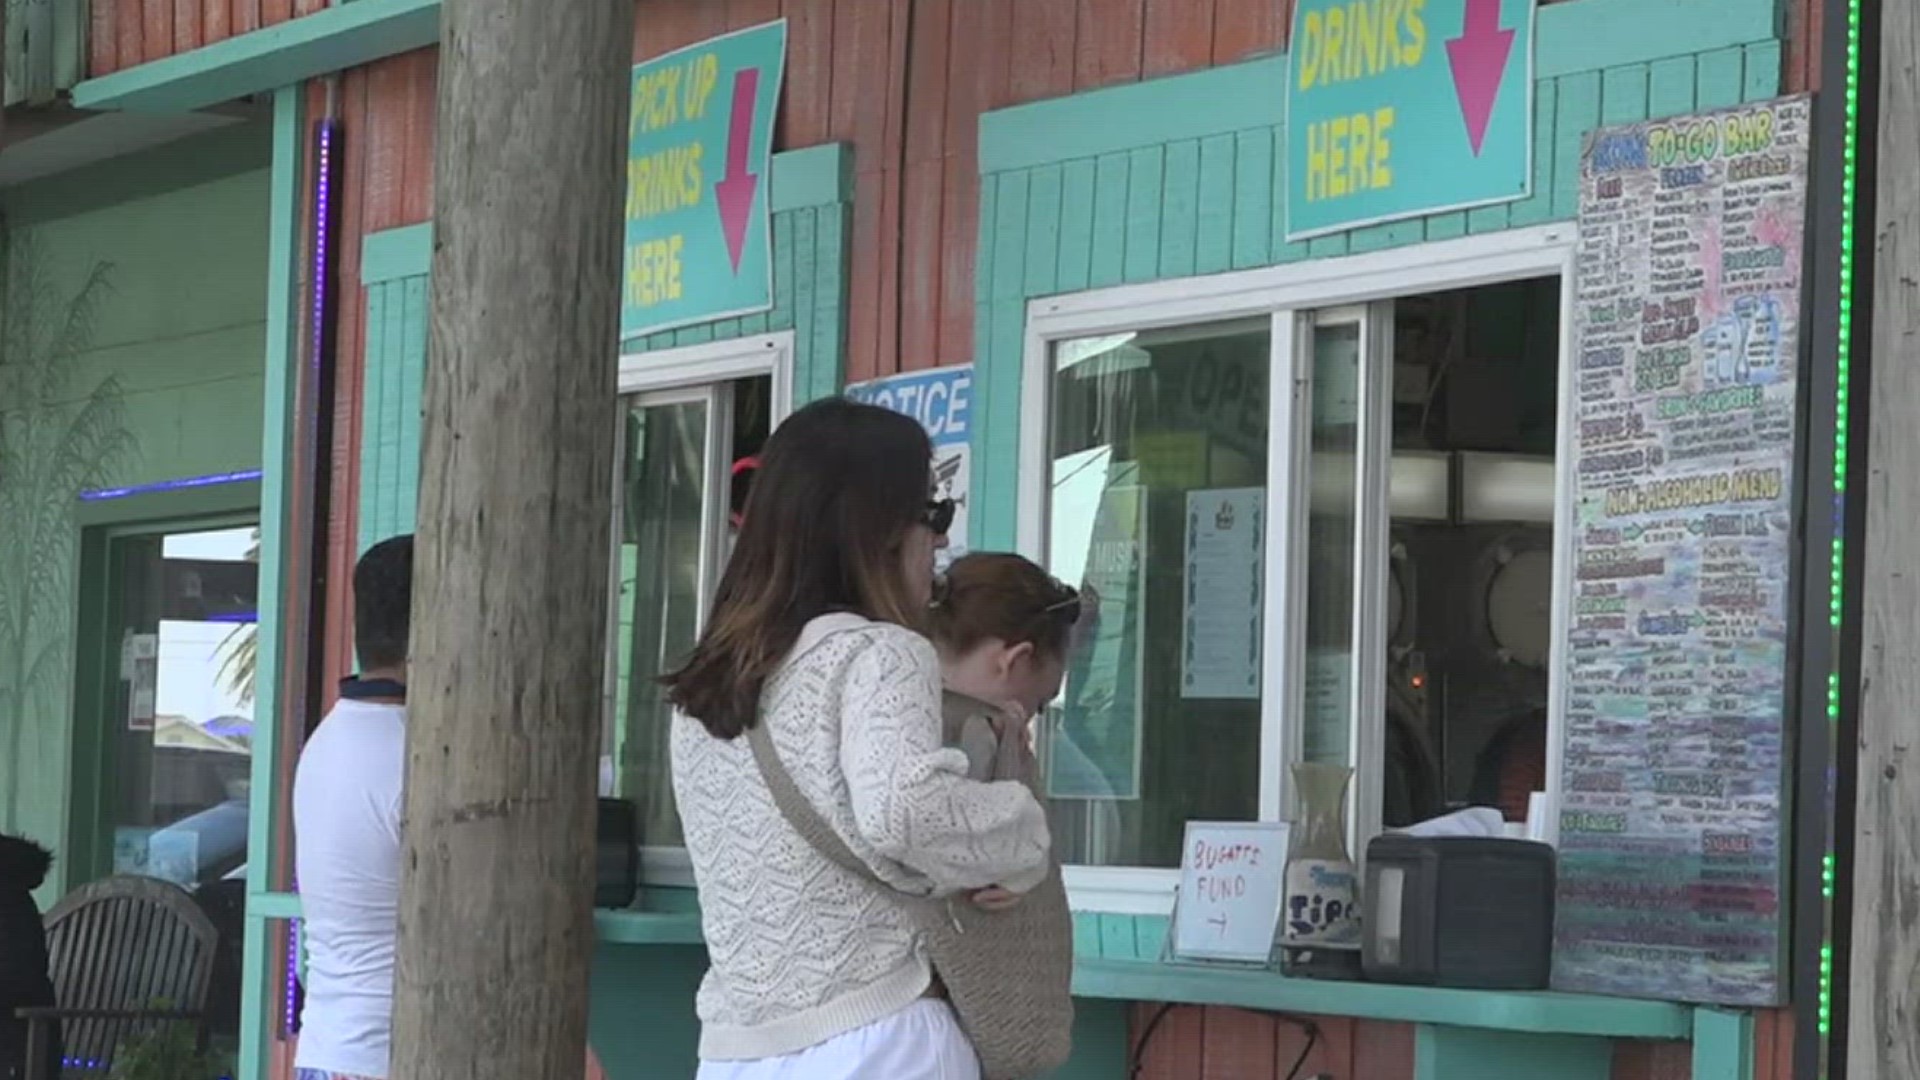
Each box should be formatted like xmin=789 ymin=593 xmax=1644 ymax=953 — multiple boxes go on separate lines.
xmin=672 ymin=614 xmax=1053 ymax=1061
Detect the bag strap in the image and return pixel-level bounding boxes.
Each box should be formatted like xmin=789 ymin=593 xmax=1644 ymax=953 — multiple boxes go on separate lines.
xmin=745 ymin=721 xmax=888 ymax=887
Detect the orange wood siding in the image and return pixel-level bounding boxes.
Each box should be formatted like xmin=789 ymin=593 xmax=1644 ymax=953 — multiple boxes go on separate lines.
xmin=1754 ymin=1008 xmax=1796 ymax=1080
xmin=1127 ymin=1006 xmax=1795 ymax=1080
xmin=81 ymin=0 xmax=1825 ymax=109
xmin=1613 ymin=1041 xmax=1694 ymax=1080
xmin=1128 ymin=1006 xmax=1418 ymax=1080
xmin=311 ymin=52 xmax=438 ymax=693
xmin=1784 ymin=0 xmax=1824 ymax=93
xmin=86 ymin=0 xmax=325 ymax=74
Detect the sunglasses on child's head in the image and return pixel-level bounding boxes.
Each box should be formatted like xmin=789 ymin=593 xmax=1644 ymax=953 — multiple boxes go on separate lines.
xmin=928 ymin=572 xmax=1082 ymax=629
xmin=921 ymin=498 xmax=957 ymax=536
xmin=1040 ymin=586 xmax=1082 ymax=629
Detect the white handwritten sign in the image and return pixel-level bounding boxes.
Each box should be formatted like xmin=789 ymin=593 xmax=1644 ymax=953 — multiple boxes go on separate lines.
xmin=1171 ymin=821 xmax=1291 ymax=964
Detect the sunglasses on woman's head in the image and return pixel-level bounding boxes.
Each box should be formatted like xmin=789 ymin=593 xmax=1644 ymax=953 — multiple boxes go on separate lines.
xmin=922 ymin=498 xmax=957 ymax=536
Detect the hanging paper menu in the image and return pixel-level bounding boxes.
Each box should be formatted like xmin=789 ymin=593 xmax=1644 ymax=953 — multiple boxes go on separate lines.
xmin=1181 ymin=488 xmax=1264 ymax=700
xmin=1552 ymin=96 xmax=1810 ymax=1007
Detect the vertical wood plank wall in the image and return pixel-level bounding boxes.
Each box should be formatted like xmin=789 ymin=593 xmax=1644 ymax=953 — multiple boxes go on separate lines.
xmin=86 ymin=0 xmax=327 ymax=75
xmin=311 ymin=53 xmax=438 ymax=693
xmin=306 ymin=0 xmax=1825 ymax=682
xmin=289 ymin=1 xmax=1820 ymax=1076
xmin=963 ymin=13 xmax=1800 ymax=1076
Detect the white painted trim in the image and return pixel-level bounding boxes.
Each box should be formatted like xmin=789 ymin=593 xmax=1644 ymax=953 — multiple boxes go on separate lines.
xmin=629 ymin=384 xmax=716 ymax=408
xmin=1277 ymin=312 xmax=1315 ymax=819
xmin=697 ymin=380 xmax=731 ymax=639
xmin=600 ymin=404 xmax=631 ymax=776
xmin=1017 ymin=225 xmax=1577 ymax=913
xmin=1261 ymin=310 xmax=1302 ymax=824
xmin=1543 ymin=245 xmax=1580 ymax=849
xmin=1063 ymin=867 xmax=1180 ymax=916
xmin=618 ymin=331 xmax=796 ymax=407
xmin=1351 ymin=300 xmax=1396 ymax=859
xmin=1026 ymin=225 xmax=1574 ymax=342
xmin=1015 ymin=320 xmax=1051 ymax=562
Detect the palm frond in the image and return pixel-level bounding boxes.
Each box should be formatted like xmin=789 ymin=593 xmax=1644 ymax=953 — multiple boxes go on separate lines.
xmin=18 ymin=637 xmax=70 ymax=709
xmin=0 ymin=233 xmax=126 ymax=829
xmin=216 ymin=530 xmax=262 ymax=705
xmin=51 ymin=375 xmax=136 ymax=490
xmin=45 ymin=259 xmax=115 ymax=367
xmin=216 ymin=623 xmax=257 ymax=707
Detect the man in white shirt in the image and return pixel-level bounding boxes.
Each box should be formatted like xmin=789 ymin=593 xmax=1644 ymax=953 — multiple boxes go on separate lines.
xmin=292 ymin=536 xmax=606 ymax=1080
xmin=292 ymin=535 xmax=413 ymax=1080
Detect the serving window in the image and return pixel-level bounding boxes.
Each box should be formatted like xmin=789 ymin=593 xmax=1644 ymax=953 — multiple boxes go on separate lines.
xmin=1041 ymin=319 xmax=1273 ymax=869
xmin=1019 ymin=230 xmax=1576 ymax=909
xmin=597 ymin=335 xmax=791 ymax=885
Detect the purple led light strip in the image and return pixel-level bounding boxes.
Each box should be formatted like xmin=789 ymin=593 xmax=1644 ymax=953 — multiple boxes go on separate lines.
xmin=286 ymin=916 xmax=301 ymax=1033
xmin=78 ymin=468 xmax=264 ymax=502
xmin=281 ymin=119 xmax=335 ymax=1046
xmin=313 ymin=120 xmax=336 ymax=384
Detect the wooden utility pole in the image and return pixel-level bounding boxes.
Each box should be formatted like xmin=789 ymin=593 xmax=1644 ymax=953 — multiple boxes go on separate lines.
xmin=1852 ymin=0 xmax=1920 ymax=1074
xmin=388 ymin=0 xmax=634 ymax=1075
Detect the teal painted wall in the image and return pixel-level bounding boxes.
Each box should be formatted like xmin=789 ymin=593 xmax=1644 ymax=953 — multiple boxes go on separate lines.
xmin=969 ymin=3 xmax=1784 ymax=556
xmin=964 ymin=0 xmax=1788 ymax=1049
xmin=621 ymin=196 xmax=850 ymax=405
xmin=355 ymin=146 xmax=852 ymax=551
xmin=0 ymin=120 xmax=273 ymax=897
xmin=587 ymin=941 xmax=1129 ymax=1080
xmin=356 ymin=265 xmax=428 ymax=551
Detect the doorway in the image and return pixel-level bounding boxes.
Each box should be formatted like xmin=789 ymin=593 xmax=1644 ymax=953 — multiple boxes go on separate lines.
xmin=73 ymin=517 xmax=260 ymax=1045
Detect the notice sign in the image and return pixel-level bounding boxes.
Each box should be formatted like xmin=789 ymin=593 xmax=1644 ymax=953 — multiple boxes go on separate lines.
xmin=1285 ymin=0 xmax=1535 ymax=239
xmin=1172 ymin=821 xmax=1291 ymax=964
xmin=623 ymin=21 xmax=787 ymax=340
xmin=1552 ymin=96 xmax=1810 ymax=1007
xmin=845 ymin=366 xmax=973 ymax=564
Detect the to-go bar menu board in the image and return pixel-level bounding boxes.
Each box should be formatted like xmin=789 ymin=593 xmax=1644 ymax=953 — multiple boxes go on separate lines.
xmin=1553 ymin=95 xmax=1810 ymax=1007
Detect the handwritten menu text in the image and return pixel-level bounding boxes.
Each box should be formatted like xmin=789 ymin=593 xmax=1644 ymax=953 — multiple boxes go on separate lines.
xmin=1551 ymin=96 xmax=1809 ymax=1007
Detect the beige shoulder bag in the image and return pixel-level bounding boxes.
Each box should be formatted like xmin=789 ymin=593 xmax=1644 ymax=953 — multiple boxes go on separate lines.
xmin=745 ymin=720 xmax=1074 ymax=1080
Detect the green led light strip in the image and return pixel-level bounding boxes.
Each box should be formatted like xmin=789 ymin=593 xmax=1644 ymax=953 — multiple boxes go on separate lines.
xmin=1821 ymin=0 xmax=1864 ymax=1071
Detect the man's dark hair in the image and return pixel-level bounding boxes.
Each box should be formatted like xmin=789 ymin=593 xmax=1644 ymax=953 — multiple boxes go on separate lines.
xmin=354 ymin=534 xmax=414 ymax=671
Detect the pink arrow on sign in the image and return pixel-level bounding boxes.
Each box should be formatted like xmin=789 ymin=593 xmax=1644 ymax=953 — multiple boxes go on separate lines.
xmin=1445 ymin=0 xmax=1515 ymax=157
xmin=715 ymin=67 xmax=762 ymax=273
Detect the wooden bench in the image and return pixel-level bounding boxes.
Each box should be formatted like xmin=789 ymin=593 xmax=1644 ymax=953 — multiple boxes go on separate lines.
xmin=18 ymin=876 xmax=219 ymax=1079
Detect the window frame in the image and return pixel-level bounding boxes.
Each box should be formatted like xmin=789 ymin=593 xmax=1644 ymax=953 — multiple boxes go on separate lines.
xmin=609 ymin=331 xmax=795 ymax=888
xmin=1017 ymin=225 xmax=1578 ymax=915
xmin=69 ymin=509 xmax=262 ymax=887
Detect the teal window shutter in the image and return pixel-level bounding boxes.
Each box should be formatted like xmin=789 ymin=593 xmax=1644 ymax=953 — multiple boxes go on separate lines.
xmin=357 ymin=223 xmax=431 ymax=553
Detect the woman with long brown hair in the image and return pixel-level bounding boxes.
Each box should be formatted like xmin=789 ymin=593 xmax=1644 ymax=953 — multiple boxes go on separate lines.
xmin=665 ymin=397 xmax=1050 ymax=1080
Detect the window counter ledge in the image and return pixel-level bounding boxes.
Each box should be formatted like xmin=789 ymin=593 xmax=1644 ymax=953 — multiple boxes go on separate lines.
xmin=594 ymin=908 xmax=704 ymax=947
xmin=579 ymin=901 xmax=1692 ymax=1043
xmin=1071 ymin=958 xmax=1694 ymax=1041
xmin=251 ymin=892 xmax=709 ymax=948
